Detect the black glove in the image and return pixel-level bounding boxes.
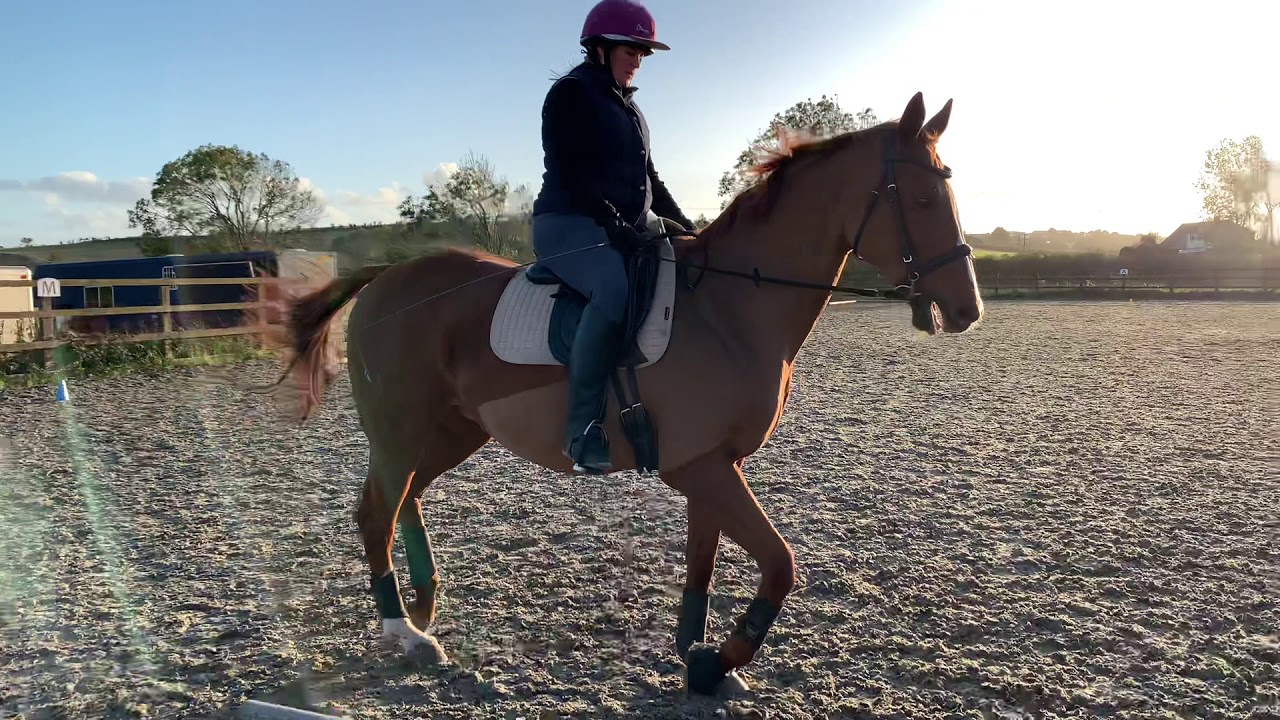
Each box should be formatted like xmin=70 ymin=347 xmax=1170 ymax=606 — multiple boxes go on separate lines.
xmin=594 ymin=200 xmax=645 ymax=250
xmin=661 ymin=215 xmax=697 ymax=236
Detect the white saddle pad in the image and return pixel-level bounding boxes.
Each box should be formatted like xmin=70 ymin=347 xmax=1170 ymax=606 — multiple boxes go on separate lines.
xmin=490 ymin=240 xmax=676 ymax=368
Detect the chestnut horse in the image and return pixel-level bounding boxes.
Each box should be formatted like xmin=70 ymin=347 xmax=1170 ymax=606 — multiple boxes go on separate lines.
xmin=271 ymin=92 xmax=982 ymax=695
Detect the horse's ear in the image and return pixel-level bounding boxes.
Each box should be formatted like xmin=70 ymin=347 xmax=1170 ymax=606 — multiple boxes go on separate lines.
xmin=923 ymin=98 xmax=953 ymax=139
xmin=898 ymin=92 xmax=927 ymax=144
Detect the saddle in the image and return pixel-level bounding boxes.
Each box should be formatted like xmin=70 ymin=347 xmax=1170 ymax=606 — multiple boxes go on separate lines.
xmin=524 ymin=230 xmax=666 ymax=368
xmin=508 ymin=217 xmax=677 ymax=473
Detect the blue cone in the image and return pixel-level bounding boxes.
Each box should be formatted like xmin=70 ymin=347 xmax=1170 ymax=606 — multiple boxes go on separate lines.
xmin=55 ymin=379 xmax=69 ymax=403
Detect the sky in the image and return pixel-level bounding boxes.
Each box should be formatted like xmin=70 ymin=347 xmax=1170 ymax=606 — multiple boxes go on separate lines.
xmin=0 ymin=0 xmax=1276 ymax=248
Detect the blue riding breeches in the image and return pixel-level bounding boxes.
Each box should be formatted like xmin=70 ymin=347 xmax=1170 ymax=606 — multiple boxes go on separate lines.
xmin=530 ymin=211 xmax=655 ymax=325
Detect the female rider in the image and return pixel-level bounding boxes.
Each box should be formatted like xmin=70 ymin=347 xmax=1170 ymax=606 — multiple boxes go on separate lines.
xmin=530 ymin=0 xmax=696 ymax=474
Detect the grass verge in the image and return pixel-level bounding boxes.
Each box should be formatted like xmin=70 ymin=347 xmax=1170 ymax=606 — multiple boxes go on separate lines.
xmin=0 ymin=334 xmax=273 ymax=391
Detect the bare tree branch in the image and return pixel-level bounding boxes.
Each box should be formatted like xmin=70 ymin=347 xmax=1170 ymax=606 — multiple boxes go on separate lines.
xmin=403 ymin=151 xmax=529 ymax=257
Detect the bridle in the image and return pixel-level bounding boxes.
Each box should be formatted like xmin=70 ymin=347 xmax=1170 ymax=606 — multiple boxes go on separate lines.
xmin=847 ymin=133 xmax=973 ymax=298
xmin=660 ymin=133 xmax=973 ymax=303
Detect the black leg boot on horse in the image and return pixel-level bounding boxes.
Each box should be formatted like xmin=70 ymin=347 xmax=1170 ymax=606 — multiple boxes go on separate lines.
xmin=564 ymin=300 xmax=625 ymax=474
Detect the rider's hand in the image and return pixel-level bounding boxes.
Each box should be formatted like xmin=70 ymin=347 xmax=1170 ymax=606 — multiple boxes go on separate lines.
xmin=608 ymin=218 xmax=645 ymax=249
xmin=595 ymin=202 xmax=645 ymax=249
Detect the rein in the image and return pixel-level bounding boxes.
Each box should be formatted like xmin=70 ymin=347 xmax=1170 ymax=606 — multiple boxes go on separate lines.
xmin=638 ymin=235 xmax=915 ymax=301
xmin=660 ymin=132 xmax=972 ymax=304
xmin=350 ymin=134 xmax=973 ymax=334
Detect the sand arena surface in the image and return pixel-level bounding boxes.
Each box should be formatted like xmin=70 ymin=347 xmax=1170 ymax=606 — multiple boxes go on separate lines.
xmin=1 ymin=301 xmax=1276 ymax=719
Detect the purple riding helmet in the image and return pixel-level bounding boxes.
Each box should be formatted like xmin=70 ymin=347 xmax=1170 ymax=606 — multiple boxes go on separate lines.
xmin=579 ymin=0 xmax=671 ymax=52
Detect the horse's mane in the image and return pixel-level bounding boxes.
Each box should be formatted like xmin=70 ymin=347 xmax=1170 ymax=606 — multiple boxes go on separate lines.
xmin=687 ymin=119 xmax=941 ymax=249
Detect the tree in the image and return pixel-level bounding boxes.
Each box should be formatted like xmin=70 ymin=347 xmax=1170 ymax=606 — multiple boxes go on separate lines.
xmin=127 ymin=143 xmax=325 ymax=252
xmin=400 ymin=151 xmax=530 ymax=258
xmin=136 ymin=236 xmax=173 ymax=257
xmin=693 ymin=213 xmax=711 ymax=230
xmin=718 ymin=95 xmax=878 ymax=209
xmin=1256 ymin=158 xmax=1280 ymax=246
xmin=1194 ymin=136 xmax=1274 ymax=244
xmin=19 ymin=237 xmax=32 ymax=247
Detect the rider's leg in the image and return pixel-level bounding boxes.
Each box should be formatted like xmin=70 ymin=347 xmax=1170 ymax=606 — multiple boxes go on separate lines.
xmin=564 ymin=296 xmax=625 ymax=472
xmin=529 ymin=212 xmax=631 ymax=474
xmin=561 ymin=246 xmax=628 ymax=473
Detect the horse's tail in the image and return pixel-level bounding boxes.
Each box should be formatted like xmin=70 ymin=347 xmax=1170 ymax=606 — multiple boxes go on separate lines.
xmin=255 ymin=263 xmax=393 ymax=423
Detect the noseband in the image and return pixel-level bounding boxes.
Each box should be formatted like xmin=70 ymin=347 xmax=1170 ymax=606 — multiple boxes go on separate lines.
xmin=848 ymin=134 xmax=973 ymax=297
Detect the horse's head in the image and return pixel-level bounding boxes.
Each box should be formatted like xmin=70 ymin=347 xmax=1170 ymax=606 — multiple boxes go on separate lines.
xmin=842 ymin=92 xmax=983 ymax=334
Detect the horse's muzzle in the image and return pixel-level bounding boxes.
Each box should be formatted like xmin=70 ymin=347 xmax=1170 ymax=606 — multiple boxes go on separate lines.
xmin=910 ymin=294 xmax=943 ymax=335
xmin=911 ymin=294 xmax=979 ymax=334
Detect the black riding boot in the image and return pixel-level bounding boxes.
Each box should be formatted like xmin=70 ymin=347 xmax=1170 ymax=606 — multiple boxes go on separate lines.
xmin=564 ymin=302 xmax=624 ymax=474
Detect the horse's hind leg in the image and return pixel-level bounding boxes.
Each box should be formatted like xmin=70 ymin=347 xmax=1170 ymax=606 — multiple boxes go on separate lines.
xmin=358 ymin=418 xmax=490 ymax=660
xmin=357 ymin=454 xmax=446 ymax=659
xmin=399 ymin=496 xmax=441 ymax=630
xmin=399 ymin=420 xmax=490 ymax=629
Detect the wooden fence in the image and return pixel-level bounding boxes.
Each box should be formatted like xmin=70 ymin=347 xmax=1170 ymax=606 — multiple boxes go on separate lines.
xmin=982 ymin=268 xmax=1276 ymax=294
xmin=1 ymin=266 xmax=1273 ymax=370
xmin=833 ymin=263 xmax=1277 ymax=296
xmin=0 ymin=276 xmax=348 ymax=370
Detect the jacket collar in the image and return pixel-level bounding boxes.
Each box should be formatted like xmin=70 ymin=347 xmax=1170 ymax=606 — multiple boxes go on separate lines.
xmin=577 ymin=61 xmax=638 ymax=99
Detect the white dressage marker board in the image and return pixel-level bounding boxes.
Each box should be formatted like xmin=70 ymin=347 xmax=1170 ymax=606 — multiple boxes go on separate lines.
xmin=36 ymin=276 xmax=61 ymax=298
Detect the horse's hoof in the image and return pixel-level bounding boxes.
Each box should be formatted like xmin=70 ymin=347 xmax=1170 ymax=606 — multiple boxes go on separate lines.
xmin=720 ymin=670 xmax=751 ymax=696
xmin=406 ymin=635 xmax=449 ymax=665
xmin=380 ymin=618 xmax=448 ymax=664
xmin=684 ymin=643 xmax=728 ymax=696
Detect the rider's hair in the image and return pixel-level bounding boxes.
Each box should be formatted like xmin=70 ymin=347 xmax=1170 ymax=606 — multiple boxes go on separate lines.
xmin=582 ymin=39 xmax=610 ymax=64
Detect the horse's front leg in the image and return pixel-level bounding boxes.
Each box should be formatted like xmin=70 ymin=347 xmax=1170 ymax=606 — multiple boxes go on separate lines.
xmin=676 ymin=498 xmax=720 ymax=661
xmin=661 ymin=452 xmax=796 ymax=695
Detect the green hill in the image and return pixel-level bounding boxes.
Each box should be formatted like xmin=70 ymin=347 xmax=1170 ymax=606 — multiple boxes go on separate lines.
xmin=10 ymin=218 xmax=532 ymax=275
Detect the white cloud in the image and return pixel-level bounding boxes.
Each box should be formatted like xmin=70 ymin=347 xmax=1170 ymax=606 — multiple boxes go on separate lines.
xmin=299 ymin=176 xmax=408 ymax=227
xmin=45 ymin=204 xmax=128 ymax=236
xmin=0 ymin=171 xmax=151 ymax=205
xmin=424 ymin=162 xmax=458 ymax=191
xmin=0 ymin=171 xmax=151 ymax=243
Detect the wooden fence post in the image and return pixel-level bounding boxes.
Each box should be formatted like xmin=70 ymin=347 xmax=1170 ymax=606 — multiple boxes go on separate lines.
xmin=255 ymin=282 xmax=269 ymax=349
xmin=39 ymin=297 xmax=54 ymax=371
xmin=161 ymin=289 xmax=173 ymax=358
